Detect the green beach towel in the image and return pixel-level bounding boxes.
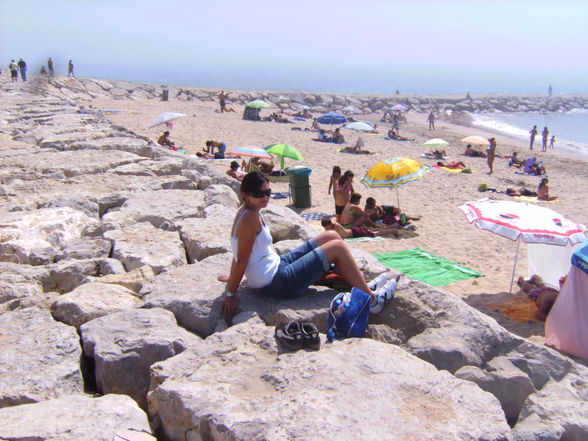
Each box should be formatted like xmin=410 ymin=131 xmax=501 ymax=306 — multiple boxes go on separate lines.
xmin=373 ymin=248 xmax=483 ymax=286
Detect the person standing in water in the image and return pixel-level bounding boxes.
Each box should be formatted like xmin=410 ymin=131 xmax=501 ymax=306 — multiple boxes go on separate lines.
xmin=541 ymin=127 xmax=549 ymax=152
xmin=529 ymin=125 xmax=538 ymax=150
xmin=549 ymin=135 xmax=555 ymax=150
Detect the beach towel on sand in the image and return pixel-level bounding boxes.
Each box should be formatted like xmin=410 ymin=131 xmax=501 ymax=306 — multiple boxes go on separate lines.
xmin=373 ymin=248 xmax=483 ymax=286
xmin=300 ymin=212 xmax=331 ymax=221
xmin=514 ymin=195 xmax=559 ymax=203
xmin=488 ymin=296 xmax=540 ymax=323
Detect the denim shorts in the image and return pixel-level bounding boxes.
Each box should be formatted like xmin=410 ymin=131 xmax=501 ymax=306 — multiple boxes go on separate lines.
xmin=261 ymin=239 xmax=330 ymax=299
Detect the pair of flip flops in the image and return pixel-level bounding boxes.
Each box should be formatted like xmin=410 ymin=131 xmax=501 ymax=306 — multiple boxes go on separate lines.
xmin=274 ymin=320 xmax=320 ymax=350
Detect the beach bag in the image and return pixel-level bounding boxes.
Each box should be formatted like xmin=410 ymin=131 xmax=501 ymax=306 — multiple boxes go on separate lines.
xmin=326 ymin=287 xmax=371 ymax=342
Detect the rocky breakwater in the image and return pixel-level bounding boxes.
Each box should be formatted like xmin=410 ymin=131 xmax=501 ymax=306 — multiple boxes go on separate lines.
xmin=28 ymin=74 xmax=588 ymax=115
xmin=0 ymin=78 xmax=587 ymax=441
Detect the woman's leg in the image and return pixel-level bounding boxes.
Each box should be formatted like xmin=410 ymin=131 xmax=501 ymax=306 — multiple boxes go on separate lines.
xmin=319 ymin=236 xmax=373 ymax=295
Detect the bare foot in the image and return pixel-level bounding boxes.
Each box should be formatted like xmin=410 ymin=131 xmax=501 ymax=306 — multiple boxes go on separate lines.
xmin=217 ymin=274 xmax=229 ymax=282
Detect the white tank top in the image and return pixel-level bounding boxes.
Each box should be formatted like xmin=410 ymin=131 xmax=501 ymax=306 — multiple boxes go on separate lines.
xmin=230 ymin=209 xmax=280 ymax=288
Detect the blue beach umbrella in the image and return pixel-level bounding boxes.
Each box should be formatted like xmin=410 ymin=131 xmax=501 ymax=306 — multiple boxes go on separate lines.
xmin=317 ymin=112 xmax=348 ymax=126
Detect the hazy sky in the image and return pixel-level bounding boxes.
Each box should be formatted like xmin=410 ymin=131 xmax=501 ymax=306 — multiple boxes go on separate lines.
xmin=1 ymin=0 xmax=587 ymax=91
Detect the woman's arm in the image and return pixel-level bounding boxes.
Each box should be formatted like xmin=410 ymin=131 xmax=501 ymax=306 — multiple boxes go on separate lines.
xmin=222 ymin=211 xmax=259 ymax=315
xmin=328 ymin=177 xmax=334 ymax=194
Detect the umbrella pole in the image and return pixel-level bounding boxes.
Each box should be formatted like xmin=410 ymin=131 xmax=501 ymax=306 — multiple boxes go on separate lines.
xmin=396 ymin=187 xmax=401 ymax=211
xmin=508 ymin=239 xmax=521 ymax=294
xmin=280 ymin=156 xmax=285 ymax=170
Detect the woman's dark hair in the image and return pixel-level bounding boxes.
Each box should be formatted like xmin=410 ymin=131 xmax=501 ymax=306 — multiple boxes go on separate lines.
xmin=230 ymin=161 xmax=239 ymax=170
xmin=241 ymin=172 xmax=268 ymax=194
xmin=332 ymin=166 xmax=341 ymax=176
xmin=365 ymin=197 xmax=375 ymax=206
xmin=338 ymin=170 xmax=354 ymax=187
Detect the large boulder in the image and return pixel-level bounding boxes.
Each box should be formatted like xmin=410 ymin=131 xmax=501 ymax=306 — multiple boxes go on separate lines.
xmin=0 ymin=308 xmax=83 ymax=408
xmin=0 ymin=262 xmax=46 ymax=311
xmin=148 ymin=317 xmax=511 ymax=441
xmin=262 ymin=204 xmax=321 ymax=242
xmin=104 ymin=222 xmax=187 ymax=274
xmin=80 ymin=307 xmax=201 ymax=409
xmin=0 ymin=207 xmax=95 ymax=265
xmin=0 ymin=394 xmax=155 ymax=441
xmin=51 ymin=281 xmax=143 ymax=328
xmin=176 ymin=213 xmax=234 ymax=263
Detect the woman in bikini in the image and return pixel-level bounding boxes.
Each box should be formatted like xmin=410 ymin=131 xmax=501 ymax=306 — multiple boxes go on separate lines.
xmin=328 ymin=165 xmax=341 ymax=205
xmin=334 ymin=170 xmax=354 ymax=223
xmin=220 ymin=172 xmax=397 ymax=316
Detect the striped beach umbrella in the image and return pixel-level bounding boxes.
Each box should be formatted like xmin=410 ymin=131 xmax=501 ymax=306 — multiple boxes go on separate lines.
xmin=228 ymin=145 xmax=272 ymax=158
xmin=360 ymin=157 xmax=430 ymax=209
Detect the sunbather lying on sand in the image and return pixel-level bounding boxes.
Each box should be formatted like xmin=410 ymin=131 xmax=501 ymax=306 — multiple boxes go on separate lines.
xmin=340 ymin=137 xmax=375 ymax=154
xmin=425 ymin=150 xmax=448 ymax=159
xmin=387 ymin=129 xmax=414 ymax=141
xmin=436 ymin=160 xmax=466 ymax=169
xmin=505 ymin=187 xmax=537 ymax=197
xmin=321 ymin=218 xmax=399 ymax=238
xmin=364 ymin=197 xmax=421 ymax=225
xmin=517 ymin=274 xmax=566 ymax=320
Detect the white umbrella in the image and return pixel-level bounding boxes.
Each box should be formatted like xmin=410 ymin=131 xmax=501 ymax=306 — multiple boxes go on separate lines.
xmin=461 ymin=135 xmax=489 ymax=146
xmin=458 ymin=197 xmax=587 ymax=292
xmin=344 ymin=122 xmax=374 ymax=132
xmin=423 ymin=138 xmax=449 ymax=147
xmin=149 ymin=112 xmax=186 ymax=128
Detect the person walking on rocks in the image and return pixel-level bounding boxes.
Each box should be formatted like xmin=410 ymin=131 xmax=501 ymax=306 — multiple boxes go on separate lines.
xmin=8 ymin=60 xmax=18 ymax=82
xmin=541 ymin=127 xmax=549 ymax=152
xmin=68 ymin=60 xmax=74 ymax=77
xmin=47 ymin=57 xmax=54 ymax=76
xmin=220 ymin=172 xmax=397 ymax=316
xmin=17 ymin=58 xmax=27 ymax=81
xmin=529 ymin=125 xmax=538 ymax=150
xmin=427 ymin=112 xmax=436 ymax=130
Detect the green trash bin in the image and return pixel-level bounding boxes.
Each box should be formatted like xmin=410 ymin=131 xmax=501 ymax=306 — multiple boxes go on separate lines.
xmin=291 ymin=184 xmax=312 ymax=208
xmin=161 ymin=88 xmax=169 ymax=101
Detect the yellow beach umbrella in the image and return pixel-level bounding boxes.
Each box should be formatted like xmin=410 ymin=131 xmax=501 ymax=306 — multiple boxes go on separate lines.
xmin=360 ymin=157 xmax=430 ymax=209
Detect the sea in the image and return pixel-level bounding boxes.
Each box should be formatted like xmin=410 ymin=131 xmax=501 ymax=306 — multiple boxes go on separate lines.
xmin=90 ymin=63 xmax=588 ymax=157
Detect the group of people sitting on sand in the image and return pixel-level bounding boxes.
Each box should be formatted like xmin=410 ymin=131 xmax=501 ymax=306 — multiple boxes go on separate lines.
xmin=483 ymin=177 xmax=557 ymax=200
xmin=464 ymin=144 xmax=487 ymax=157
xmin=387 ymin=128 xmax=414 ymax=141
xmin=317 ymin=127 xmax=346 ymax=144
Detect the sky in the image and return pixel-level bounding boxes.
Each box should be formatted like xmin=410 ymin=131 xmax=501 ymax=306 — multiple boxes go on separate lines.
xmin=1 ymin=0 xmax=587 ymax=93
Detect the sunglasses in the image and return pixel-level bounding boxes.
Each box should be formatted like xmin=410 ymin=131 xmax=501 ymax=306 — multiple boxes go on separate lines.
xmin=250 ymin=189 xmax=272 ymax=198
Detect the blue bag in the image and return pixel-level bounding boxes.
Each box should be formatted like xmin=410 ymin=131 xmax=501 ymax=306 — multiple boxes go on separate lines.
xmin=326 ymin=287 xmax=371 ymax=342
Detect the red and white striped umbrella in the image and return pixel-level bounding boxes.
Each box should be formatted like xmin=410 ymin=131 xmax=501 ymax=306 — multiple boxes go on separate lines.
xmin=458 ymin=197 xmax=586 ymax=292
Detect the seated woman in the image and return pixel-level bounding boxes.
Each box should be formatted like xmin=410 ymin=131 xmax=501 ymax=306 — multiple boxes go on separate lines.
xmin=220 ymin=172 xmax=398 ymax=316
xmin=505 ymin=187 xmax=537 ymax=197
xmin=364 ymin=197 xmax=421 ymax=225
xmin=426 ymin=150 xmax=448 ymax=159
xmin=537 ymin=178 xmax=557 ymax=201
xmin=509 ymin=151 xmax=524 ymax=167
xmin=242 ymin=157 xmax=274 ymax=175
xmin=157 ymin=131 xmax=177 ymax=150
xmin=331 ymin=128 xmax=345 ymax=144
xmin=464 ymin=144 xmax=487 ymax=157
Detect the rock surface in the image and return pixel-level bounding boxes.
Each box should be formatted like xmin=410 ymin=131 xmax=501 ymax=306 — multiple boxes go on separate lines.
xmin=0 ymin=394 xmax=155 ymax=441
xmin=0 ymin=308 xmax=83 ymax=408
xmin=148 ymin=316 xmax=511 ymax=441
xmin=80 ymin=307 xmax=201 ymax=409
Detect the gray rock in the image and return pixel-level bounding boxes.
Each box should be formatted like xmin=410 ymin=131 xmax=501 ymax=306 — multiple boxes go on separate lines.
xmin=262 ymin=203 xmax=319 ymax=241
xmin=0 ymin=308 xmax=83 ymax=408
xmin=104 ymin=222 xmax=187 ymax=274
xmin=148 ymin=318 xmax=511 ymax=441
xmin=80 ymin=307 xmax=201 ymax=409
xmin=0 ymin=394 xmax=154 ymax=441
xmin=54 ymin=237 xmax=112 ymax=261
xmin=38 ymin=195 xmax=100 ymax=218
xmin=51 ymin=281 xmax=143 ymax=328
xmin=0 ymin=262 xmax=45 ymax=310
xmin=39 ymin=258 xmax=103 ymax=293
xmin=0 ymin=207 xmax=94 ymax=265
xmin=94 ymin=265 xmax=156 ymax=293
xmin=114 ymin=189 xmax=205 ymax=229
xmin=204 ymin=184 xmax=240 ymax=209
xmin=176 ymin=215 xmax=233 ymax=263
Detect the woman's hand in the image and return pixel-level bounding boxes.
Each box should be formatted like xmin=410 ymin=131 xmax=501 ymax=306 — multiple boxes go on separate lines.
xmin=221 ymin=295 xmax=240 ymax=316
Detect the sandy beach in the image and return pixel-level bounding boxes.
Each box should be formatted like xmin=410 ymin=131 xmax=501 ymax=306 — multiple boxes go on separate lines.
xmin=92 ymin=93 xmax=587 ymax=341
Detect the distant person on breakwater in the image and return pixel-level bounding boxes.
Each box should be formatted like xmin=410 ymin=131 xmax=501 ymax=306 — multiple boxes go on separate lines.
xmin=47 ymin=57 xmax=54 ymax=76
xmin=529 ymin=125 xmax=538 ymax=150
xmin=548 ymin=84 xmax=553 ymax=97
xmin=427 ymin=112 xmax=436 ymax=130
xmin=541 ymin=127 xmax=549 ymax=152
xmin=218 ymin=91 xmax=229 ymax=113
xmin=68 ymin=60 xmax=74 ymax=77
xmin=18 ymin=58 xmax=27 ymax=81
xmin=8 ymin=60 xmax=18 ymax=82
xmin=549 ymin=135 xmax=555 ymax=149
